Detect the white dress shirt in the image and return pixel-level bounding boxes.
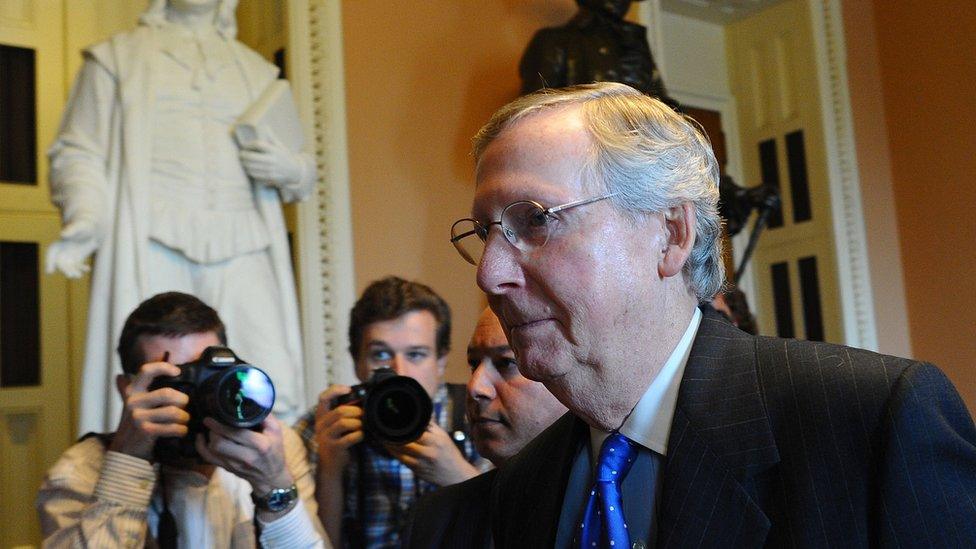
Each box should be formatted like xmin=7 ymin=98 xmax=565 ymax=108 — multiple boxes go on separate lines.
xmin=589 ymin=307 xmax=702 ymax=458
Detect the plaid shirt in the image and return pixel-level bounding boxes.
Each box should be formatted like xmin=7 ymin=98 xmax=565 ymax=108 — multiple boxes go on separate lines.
xmin=295 ymin=383 xmax=486 ymax=548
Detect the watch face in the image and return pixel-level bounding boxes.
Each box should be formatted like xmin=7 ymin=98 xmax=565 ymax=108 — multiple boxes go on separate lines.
xmin=267 ymin=491 xmax=289 ymax=511
xmin=258 ymin=485 xmax=297 ymax=512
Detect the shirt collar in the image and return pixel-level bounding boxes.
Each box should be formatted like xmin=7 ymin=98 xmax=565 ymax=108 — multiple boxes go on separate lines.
xmin=156 ymin=22 xmax=232 ymax=76
xmin=590 ymin=307 xmax=702 ymax=458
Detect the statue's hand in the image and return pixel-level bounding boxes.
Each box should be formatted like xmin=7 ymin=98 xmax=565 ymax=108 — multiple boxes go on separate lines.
xmin=46 ymin=217 xmax=100 ymax=278
xmin=239 ymin=127 xmax=304 ymax=189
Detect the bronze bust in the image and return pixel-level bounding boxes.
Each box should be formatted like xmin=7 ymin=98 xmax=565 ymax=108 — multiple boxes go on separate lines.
xmin=519 ymin=0 xmax=676 ymax=108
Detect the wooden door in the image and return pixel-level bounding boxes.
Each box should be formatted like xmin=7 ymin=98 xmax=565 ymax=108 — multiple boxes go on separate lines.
xmin=0 ymin=1 xmax=71 ymax=546
xmin=726 ymin=0 xmax=843 ymax=342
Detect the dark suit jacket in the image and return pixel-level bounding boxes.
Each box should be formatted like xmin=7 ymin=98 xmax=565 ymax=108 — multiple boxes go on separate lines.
xmin=405 ymin=470 xmax=495 ymax=549
xmin=489 ymin=310 xmax=976 ymax=547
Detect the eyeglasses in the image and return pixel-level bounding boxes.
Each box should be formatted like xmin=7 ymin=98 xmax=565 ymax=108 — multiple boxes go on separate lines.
xmin=450 ymin=193 xmax=618 ymax=265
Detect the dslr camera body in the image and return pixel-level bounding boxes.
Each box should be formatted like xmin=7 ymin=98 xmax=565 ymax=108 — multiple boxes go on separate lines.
xmin=332 ymin=367 xmax=433 ymax=444
xmin=148 ymin=346 xmax=275 ymax=462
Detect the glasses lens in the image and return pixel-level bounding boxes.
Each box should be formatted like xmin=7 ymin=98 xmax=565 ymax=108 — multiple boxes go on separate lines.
xmin=501 ymin=201 xmax=551 ymax=251
xmin=451 ymin=219 xmax=484 ymax=265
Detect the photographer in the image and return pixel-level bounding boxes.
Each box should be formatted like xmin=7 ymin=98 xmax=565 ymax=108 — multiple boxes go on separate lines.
xmin=294 ymin=277 xmax=486 ymax=548
xmin=36 ymin=292 xmax=327 ymax=548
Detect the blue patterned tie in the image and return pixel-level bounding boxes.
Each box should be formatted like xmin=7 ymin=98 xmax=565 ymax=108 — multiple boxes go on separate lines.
xmin=577 ymin=432 xmax=638 ymax=548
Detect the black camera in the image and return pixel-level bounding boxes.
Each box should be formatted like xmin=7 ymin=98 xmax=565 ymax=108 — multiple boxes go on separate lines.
xmin=331 ymin=367 xmax=433 ymax=445
xmin=148 ymin=346 xmax=275 ymax=462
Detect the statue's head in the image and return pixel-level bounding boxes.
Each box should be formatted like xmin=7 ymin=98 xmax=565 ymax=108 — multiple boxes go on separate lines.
xmin=576 ymin=0 xmax=643 ymax=20
xmin=140 ymin=0 xmax=239 ymax=38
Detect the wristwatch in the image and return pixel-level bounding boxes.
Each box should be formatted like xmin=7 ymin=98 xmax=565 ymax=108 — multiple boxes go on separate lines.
xmin=251 ymin=484 xmax=298 ymax=513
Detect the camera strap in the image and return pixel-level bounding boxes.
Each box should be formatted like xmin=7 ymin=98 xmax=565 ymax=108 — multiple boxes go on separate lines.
xmin=156 ymin=470 xmax=178 ymax=549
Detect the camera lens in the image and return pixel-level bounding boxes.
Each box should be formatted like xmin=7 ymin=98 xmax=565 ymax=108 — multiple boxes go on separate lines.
xmin=212 ymin=366 xmax=275 ymax=427
xmin=364 ymin=376 xmax=432 ymax=444
xmin=376 ymin=391 xmax=419 ymax=431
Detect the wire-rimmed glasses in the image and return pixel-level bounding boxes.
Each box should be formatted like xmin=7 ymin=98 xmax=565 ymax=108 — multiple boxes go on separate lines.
xmin=450 ymin=193 xmax=618 ymax=265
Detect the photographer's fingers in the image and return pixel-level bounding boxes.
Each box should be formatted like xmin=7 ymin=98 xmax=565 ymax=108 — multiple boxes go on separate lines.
xmin=198 ymin=421 xmax=291 ymax=494
xmin=128 ymin=386 xmax=189 ymax=411
xmin=260 ymin=415 xmax=284 ymax=440
xmin=128 ymin=361 xmax=181 ymax=395
xmin=111 ymin=397 xmax=188 ymax=459
xmin=203 ymin=417 xmax=266 ymax=450
xmin=392 ymin=450 xmax=419 ymax=470
xmin=316 ymin=414 xmax=363 ymax=445
xmin=316 ymin=385 xmax=353 ymax=413
xmin=132 ymin=404 xmax=190 ymax=426
xmin=195 ymin=433 xmax=226 ymax=468
xmin=394 ymin=422 xmax=441 ymax=450
xmin=384 ymin=436 xmax=435 ymax=461
xmin=197 ymin=428 xmax=252 ymax=475
xmin=335 ymin=429 xmax=364 ymax=447
xmin=316 ymin=402 xmax=362 ymax=432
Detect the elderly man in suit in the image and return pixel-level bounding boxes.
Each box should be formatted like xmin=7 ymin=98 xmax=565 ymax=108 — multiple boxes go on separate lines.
xmin=442 ymin=82 xmax=976 ymax=547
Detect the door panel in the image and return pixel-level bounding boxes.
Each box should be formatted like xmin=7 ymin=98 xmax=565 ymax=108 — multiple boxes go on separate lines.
xmin=0 ymin=2 xmax=70 ymax=546
xmin=727 ymin=0 xmax=842 ymax=342
xmin=0 ymin=213 xmax=70 ymax=547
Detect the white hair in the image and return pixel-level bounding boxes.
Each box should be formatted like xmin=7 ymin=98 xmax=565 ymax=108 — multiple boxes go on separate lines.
xmin=139 ymin=0 xmax=239 ymax=38
xmin=473 ymin=82 xmax=725 ymax=300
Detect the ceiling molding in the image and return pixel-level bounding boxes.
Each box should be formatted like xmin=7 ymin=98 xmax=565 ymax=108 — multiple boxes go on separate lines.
xmin=661 ymin=0 xmax=787 ymax=24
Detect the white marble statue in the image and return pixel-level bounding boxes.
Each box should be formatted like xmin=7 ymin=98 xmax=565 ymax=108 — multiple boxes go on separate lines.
xmin=47 ymin=0 xmax=315 ymax=434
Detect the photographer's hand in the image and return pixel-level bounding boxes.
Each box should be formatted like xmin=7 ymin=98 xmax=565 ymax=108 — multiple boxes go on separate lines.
xmin=196 ymin=416 xmax=295 ymax=523
xmin=197 ymin=416 xmax=293 ymax=493
xmin=108 ymin=360 xmax=190 ymax=461
xmin=313 ymin=385 xmax=363 ymax=547
xmin=314 ymin=385 xmax=364 ymax=476
xmin=385 ymin=421 xmax=479 ymax=487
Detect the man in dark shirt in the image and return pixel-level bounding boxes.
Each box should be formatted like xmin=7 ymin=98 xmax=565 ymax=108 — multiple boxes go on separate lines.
xmin=406 ymin=308 xmax=566 ymax=547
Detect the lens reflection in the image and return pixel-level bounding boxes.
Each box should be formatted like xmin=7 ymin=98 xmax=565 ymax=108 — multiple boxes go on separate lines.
xmin=219 ymin=367 xmax=274 ymax=423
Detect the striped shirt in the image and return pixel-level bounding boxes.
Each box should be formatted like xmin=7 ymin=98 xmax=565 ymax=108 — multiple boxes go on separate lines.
xmin=36 ymin=428 xmax=326 ymax=548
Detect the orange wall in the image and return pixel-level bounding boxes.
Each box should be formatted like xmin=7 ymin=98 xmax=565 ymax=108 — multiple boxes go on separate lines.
xmin=341 ymin=2 xmax=976 ymax=412
xmin=841 ymin=1 xmax=912 ymax=361
xmin=865 ymin=0 xmax=976 ymax=410
xmin=342 ymin=2 xmax=577 ymax=382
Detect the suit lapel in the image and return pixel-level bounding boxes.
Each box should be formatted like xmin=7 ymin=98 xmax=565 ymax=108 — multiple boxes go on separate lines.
xmin=658 ymin=310 xmax=779 ymax=547
xmin=491 ymin=412 xmax=586 ymax=548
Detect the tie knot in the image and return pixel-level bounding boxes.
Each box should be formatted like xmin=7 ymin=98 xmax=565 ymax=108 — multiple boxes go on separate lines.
xmin=596 ymin=432 xmax=637 ymax=483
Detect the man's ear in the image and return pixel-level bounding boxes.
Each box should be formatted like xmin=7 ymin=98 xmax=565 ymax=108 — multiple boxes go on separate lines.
xmin=115 ymin=374 xmax=130 ymax=400
xmin=437 ymin=355 xmax=448 ymax=378
xmin=658 ymin=202 xmax=696 ymax=279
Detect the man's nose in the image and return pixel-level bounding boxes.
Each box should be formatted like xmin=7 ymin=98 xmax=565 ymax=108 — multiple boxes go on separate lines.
xmin=476 ymin=230 xmax=523 ymax=295
xmin=467 ymin=362 xmax=497 ymax=401
xmin=390 ymin=354 xmax=407 ymax=374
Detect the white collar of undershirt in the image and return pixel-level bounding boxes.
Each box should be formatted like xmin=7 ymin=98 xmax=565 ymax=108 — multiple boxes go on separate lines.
xmin=589 ymin=307 xmax=701 ymax=460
